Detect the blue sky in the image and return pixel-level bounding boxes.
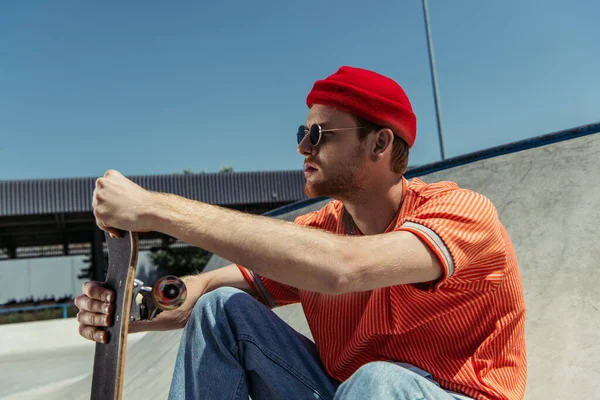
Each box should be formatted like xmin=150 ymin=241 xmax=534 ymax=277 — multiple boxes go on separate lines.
xmin=1 ymin=0 xmax=599 ymax=181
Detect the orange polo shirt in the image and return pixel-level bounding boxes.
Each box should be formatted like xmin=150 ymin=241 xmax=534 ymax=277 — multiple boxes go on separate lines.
xmin=238 ymin=177 xmax=527 ymax=400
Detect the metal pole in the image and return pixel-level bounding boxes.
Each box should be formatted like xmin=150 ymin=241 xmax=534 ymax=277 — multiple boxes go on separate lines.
xmin=422 ymin=0 xmax=446 ymax=160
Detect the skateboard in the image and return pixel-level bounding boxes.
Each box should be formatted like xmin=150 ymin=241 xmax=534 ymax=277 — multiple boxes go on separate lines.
xmin=90 ymin=231 xmax=187 ymax=400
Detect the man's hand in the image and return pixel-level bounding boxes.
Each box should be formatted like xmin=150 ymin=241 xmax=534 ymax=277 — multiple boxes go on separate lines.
xmin=75 ymin=281 xmax=115 ymax=343
xmin=92 ymin=169 xmax=158 ymax=236
xmin=75 ymin=275 xmax=208 ymax=343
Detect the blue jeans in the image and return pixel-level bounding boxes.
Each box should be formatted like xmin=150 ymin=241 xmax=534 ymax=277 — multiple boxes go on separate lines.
xmin=168 ymin=287 xmax=473 ymax=400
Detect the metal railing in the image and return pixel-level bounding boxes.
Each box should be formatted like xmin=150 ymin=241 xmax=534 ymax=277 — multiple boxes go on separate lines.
xmin=0 ymin=303 xmax=75 ymax=319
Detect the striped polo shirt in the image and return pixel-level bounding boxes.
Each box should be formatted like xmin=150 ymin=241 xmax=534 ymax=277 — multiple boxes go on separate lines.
xmin=238 ymin=177 xmax=527 ymax=400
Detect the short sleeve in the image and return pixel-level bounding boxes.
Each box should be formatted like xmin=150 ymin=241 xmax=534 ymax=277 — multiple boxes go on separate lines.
xmin=398 ymin=188 xmax=507 ymax=292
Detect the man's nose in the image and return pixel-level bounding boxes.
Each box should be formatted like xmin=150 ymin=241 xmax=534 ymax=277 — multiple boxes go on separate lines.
xmin=297 ymin=134 xmax=316 ymax=156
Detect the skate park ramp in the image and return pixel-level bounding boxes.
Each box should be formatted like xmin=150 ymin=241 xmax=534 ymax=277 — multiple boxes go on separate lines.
xmin=1 ymin=122 xmax=599 ymax=399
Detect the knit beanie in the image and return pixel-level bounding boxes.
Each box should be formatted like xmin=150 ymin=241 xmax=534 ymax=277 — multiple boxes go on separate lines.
xmin=306 ymin=66 xmax=417 ymax=147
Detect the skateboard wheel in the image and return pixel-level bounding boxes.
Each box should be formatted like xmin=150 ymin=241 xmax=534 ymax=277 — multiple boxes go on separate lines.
xmin=152 ymin=275 xmax=187 ymax=311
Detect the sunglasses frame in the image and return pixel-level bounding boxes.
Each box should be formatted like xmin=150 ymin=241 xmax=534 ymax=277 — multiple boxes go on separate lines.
xmin=297 ymin=124 xmax=365 ymax=146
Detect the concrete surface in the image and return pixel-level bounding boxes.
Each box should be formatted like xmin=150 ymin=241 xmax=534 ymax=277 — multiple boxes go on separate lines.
xmin=0 ymin=318 xmax=147 ymax=399
xmin=1 ymin=131 xmax=598 ymax=399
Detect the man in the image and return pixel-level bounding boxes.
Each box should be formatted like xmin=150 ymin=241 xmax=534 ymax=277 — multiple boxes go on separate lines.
xmin=76 ymin=66 xmax=527 ymax=399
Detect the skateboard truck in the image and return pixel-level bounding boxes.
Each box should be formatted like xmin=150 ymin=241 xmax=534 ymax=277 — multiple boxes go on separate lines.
xmin=130 ymin=275 xmax=187 ymax=322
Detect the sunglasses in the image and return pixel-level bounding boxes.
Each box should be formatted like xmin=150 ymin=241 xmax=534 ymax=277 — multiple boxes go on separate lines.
xmin=296 ymin=124 xmax=364 ymax=146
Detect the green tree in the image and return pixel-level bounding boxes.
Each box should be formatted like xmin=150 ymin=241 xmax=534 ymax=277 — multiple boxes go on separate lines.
xmin=147 ymin=245 xmax=213 ymax=278
xmin=219 ymin=165 xmax=233 ymax=173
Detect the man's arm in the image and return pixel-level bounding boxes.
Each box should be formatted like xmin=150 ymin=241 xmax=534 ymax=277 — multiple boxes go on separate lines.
xmin=153 ymin=194 xmax=442 ymax=294
xmin=204 ymin=263 xmax=254 ymax=294
xmin=92 ymin=170 xmax=443 ymax=295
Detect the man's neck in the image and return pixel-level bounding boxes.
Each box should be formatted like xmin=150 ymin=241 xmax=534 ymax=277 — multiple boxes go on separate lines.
xmin=342 ymin=176 xmax=405 ymax=236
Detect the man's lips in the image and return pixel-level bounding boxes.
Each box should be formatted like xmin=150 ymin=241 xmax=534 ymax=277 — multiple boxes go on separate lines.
xmin=304 ymin=163 xmax=318 ymax=173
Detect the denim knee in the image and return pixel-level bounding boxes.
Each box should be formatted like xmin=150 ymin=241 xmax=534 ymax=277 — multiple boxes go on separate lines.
xmin=196 ymin=286 xmax=243 ymax=308
xmin=188 ymin=286 xmax=254 ymax=324
xmin=348 ymin=361 xmax=396 ymax=383
xmin=336 ymin=361 xmax=426 ymax=399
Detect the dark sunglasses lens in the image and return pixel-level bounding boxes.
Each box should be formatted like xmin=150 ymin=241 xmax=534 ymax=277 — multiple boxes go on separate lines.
xmin=310 ymin=124 xmax=321 ymax=145
xmin=297 ymin=126 xmax=307 ymax=144
xmin=296 ymin=125 xmax=321 ymax=145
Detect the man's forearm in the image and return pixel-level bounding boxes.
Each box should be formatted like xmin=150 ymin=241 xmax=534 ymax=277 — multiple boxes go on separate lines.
xmin=204 ymin=264 xmax=254 ymax=295
xmin=150 ymin=193 xmax=347 ymax=294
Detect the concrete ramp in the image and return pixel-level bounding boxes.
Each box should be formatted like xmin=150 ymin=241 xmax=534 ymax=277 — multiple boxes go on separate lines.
xmin=1 ymin=123 xmax=599 ymax=399
xmin=411 ymin=126 xmax=600 ymax=399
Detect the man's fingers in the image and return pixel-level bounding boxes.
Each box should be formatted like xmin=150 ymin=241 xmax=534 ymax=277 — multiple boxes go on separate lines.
xmin=106 ymin=227 xmax=122 ymax=238
xmin=74 ymin=295 xmax=113 ymax=314
xmin=78 ymin=324 xmax=109 ymax=343
xmin=81 ymin=281 xmax=113 ymax=302
xmin=77 ymin=311 xmax=113 ymax=327
xmin=95 ymin=219 xmax=123 ymax=239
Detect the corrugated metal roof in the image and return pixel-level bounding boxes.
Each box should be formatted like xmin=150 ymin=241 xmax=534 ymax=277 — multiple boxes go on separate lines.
xmin=0 ymin=170 xmax=307 ymax=217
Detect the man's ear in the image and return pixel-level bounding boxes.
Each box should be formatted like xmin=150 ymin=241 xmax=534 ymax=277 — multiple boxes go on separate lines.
xmin=371 ymin=128 xmax=395 ymax=160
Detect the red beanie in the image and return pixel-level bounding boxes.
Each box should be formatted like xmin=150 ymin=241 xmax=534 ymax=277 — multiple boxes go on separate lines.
xmin=306 ymin=66 xmax=417 ymax=147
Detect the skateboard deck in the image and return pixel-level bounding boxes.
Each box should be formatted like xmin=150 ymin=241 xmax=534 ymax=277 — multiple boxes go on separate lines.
xmin=90 ymin=231 xmax=139 ymax=400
